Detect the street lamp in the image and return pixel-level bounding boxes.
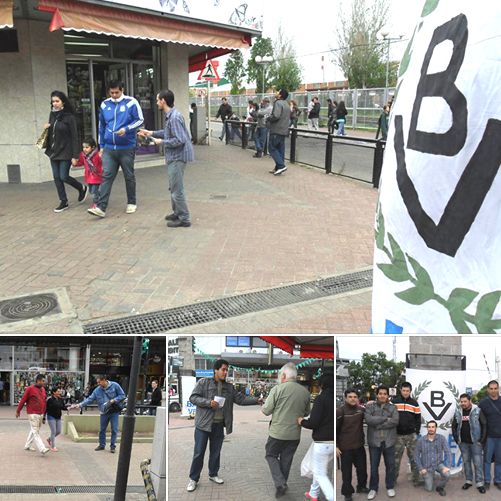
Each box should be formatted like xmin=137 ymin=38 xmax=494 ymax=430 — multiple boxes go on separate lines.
xmin=380 ymin=32 xmax=403 ymax=104
xmin=255 ymin=55 xmax=274 ymax=98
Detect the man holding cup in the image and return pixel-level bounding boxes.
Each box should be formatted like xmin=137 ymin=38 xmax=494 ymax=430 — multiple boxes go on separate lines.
xmin=186 ymin=359 xmax=262 ymax=492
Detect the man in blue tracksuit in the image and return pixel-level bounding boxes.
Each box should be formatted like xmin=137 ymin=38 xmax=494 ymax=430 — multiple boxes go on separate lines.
xmin=75 ymin=375 xmax=126 ymax=453
xmin=88 ymin=80 xmax=143 ymax=218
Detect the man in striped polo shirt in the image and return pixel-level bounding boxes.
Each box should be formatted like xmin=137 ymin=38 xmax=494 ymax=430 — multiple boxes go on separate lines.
xmin=392 ymin=382 xmax=422 ymax=486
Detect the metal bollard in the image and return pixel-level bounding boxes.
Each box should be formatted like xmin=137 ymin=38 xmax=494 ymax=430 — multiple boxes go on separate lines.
xmin=242 ymin=122 xmax=248 ymax=149
xmin=290 ymin=128 xmax=297 ymax=163
xmin=325 ymin=134 xmax=333 ymax=174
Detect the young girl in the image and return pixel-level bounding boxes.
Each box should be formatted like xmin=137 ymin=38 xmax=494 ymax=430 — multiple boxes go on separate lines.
xmin=75 ymin=137 xmax=103 ymax=208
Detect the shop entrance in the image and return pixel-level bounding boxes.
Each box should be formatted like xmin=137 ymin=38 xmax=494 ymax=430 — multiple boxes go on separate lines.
xmin=0 ymin=372 xmax=10 ymax=405
xmin=66 ymin=59 xmax=159 ymax=155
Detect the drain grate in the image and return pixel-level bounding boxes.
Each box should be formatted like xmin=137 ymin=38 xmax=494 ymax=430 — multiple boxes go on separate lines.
xmin=84 ymin=269 xmax=372 ymax=334
xmin=0 ymin=485 xmax=145 ymax=494
xmin=0 ymin=293 xmax=61 ymax=324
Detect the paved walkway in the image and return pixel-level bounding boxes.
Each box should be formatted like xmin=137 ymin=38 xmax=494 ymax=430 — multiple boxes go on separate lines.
xmin=0 ymin=407 xmax=153 ymax=500
xmin=168 ymin=405 xmax=333 ymax=501
xmin=0 ymin=139 xmax=377 ymax=333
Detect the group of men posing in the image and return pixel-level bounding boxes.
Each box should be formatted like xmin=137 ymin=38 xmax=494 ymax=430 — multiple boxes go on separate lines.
xmin=337 ymin=380 xmax=501 ymax=499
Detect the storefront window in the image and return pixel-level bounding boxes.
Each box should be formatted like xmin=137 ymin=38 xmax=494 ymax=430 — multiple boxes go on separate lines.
xmin=0 ymin=346 xmax=13 ymax=371
xmin=14 ymin=371 xmax=85 ymax=403
xmin=134 ymin=63 xmax=159 ymax=155
xmin=14 ymin=346 xmax=85 ymax=371
xmin=67 ymin=62 xmax=93 ymax=146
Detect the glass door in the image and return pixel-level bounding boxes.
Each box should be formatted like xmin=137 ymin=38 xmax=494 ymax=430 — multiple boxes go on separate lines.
xmin=66 ymin=62 xmax=93 ymax=146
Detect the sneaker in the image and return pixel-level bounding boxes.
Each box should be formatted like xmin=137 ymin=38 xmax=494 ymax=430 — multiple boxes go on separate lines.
xmin=274 ymin=166 xmax=287 ymax=175
xmin=367 ymin=490 xmax=377 ymax=500
xmin=167 ymin=220 xmax=191 ymax=228
xmin=209 ymin=476 xmax=224 ymax=484
xmin=24 ymin=446 xmax=36 ymax=451
xmin=78 ymin=185 xmax=88 ymax=203
xmin=50 ymin=447 xmax=58 ymax=452
xmin=275 ymin=486 xmax=287 ymax=498
xmin=110 ymin=448 xmax=115 ymax=453
xmin=436 ymin=486 xmax=446 ymax=496
xmin=304 ymin=492 xmax=318 ymax=501
xmin=387 ymin=489 xmax=396 ymax=497
xmin=357 ymin=487 xmax=370 ymax=494
xmin=125 ymin=204 xmax=137 ymax=214
xmin=478 ymin=486 xmax=486 ymax=493
xmin=495 ymin=483 xmax=501 ymax=491
xmin=462 ymin=483 xmax=473 ymax=490
xmin=165 ymin=213 xmax=178 ymax=221
xmin=94 ymin=445 xmax=105 ymax=451
xmin=41 ymin=448 xmax=50 ymax=455
xmin=186 ymin=479 xmax=197 ymax=492
xmin=54 ymin=201 xmax=69 ymax=213
xmin=88 ymin=206 xmax=106 ymax=218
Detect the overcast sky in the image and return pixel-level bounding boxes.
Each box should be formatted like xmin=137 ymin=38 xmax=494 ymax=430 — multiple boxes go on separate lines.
xmin=190 ymin=0 xmax=424 ymax=86
xmin=337 ymin=336 xmax=501 ymax=390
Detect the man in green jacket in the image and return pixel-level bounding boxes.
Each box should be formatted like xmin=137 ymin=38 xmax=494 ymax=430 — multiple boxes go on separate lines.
xmin=262 ymin=362 xmax=311 ymax=498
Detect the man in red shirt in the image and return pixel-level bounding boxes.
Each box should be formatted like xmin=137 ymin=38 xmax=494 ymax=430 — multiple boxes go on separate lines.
xmin=16 ymin=374 xmax=50 ymax=455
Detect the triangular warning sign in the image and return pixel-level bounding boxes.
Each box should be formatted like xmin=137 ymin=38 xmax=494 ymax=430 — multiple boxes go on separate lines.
xmin=198 ymin=60 xmax=220 ymax=81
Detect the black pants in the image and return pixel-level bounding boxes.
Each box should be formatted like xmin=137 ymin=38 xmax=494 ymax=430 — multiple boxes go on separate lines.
xmin=340 ymin=446 xmax=368 ymax=496
xmin=265 ymin=436 xmax=300 ymax=489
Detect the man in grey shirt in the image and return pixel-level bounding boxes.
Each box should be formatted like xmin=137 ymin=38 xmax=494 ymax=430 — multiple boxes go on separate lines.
xmin=365 ymin=385 xmax=399 ymax=500
xmin=186 ymin=359 xmax=261 ymax=492
xmin=267 ymin=88 xmax=291 ymax=175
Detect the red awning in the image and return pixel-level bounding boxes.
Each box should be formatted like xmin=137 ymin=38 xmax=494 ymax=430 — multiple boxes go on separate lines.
xmin=37 ymin=0 xmax=252 ymax=58
xmin=259 ymin=337 xmax=334 ymax=360
xmin=0 ymin=0 xmax=14 ymax=29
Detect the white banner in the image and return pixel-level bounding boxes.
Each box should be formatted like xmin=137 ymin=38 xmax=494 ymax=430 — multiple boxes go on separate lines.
xmin=181 ymin=375 xmax=197 ymax=418
xmin=372 ymin=1 xmax=501 ymax=333
xmin=406 ymin=368 xmax=466 ymax=474
xmin=98 ymin=0 xmax=263 ymax=31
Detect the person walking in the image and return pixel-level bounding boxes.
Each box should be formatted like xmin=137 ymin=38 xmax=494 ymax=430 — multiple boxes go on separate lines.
xmin=88 ymin=80 xmax=143 ymax=218
xmin=307 ymin=97 xmax=320 ymax=130
xmin=139 ymin=89 xmax=194 ymax=228
xmin=289 ymin=100 xmax=301 ymax=128
xmin=215 ymin=97 xmax=233 ymax=141
xmin=365 ymin=385 xmax=399 ymax=500
xmin=337 ymin=389 xmax=369 ymax=501
xmin=15 ymin=374 xmax=50 ymax=455
xmin=478 ymin=380 xmax=501 ymax=490
xmin=74 ymin=375 xmax=126 ymax=453
xmin=45 ymin=90 xmax=87 ymax=212
xmin=262 ymin=362 xmax=311 ymax=498
xmin=149 ymin=379 xmax=162 ymax=416
xmin=298 ymin=372 xmax=334 ymax=501
xmin=74 ymin=137 xmax=103 ymax=209
xmin=335 ymin=101 xmax=348 ymax=136
xmin=186 ymin=359 xmax=261 ymax=492
xmin=376 ymin=105 xmax=390 ymax=140
xmin=267 ymin=88 xmax=291 ymax=176
xmin=392 ymin=382 xmax=421 ymax=487
xmin=452 ymin=393 xmax=487 ymax=493
xmin=45 ymin=386 xmax=70 ymax=452
xmin=327 ymin=99 xmax=337 ymax=134
xmin=414 ymin=420 xmax=451 ymax=496
xmin=253 ymin=97 xmax=272 ymax=158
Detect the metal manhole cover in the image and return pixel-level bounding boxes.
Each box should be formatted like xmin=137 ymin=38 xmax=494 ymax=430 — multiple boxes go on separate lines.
xmin=0 ymin=293 xmax=61 ymax=323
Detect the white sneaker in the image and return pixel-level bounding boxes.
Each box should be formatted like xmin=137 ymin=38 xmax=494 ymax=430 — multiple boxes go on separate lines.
xmin=125 ymin=204 xmax=137 ymax=214
xmin=368 ymin=490 xmax=377 ymax=500
xmin=88 ymin=206 xmax=106 ymax=218
xmin=24 ymin=446 xmax=36 ymax=451
xmin=186 ymin=479 xmax=197 ymax=492
xmin=209 ymin=476 xmax=224 ymax=484
xmin=41 ymin=448 xmax=50 ymax=455
xmin=387 ymin=489 xmax=395 ymax=497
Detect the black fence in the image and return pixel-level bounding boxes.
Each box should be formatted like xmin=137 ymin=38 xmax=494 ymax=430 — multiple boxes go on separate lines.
xmin=221 ymin=120 xmax=386 ymax=187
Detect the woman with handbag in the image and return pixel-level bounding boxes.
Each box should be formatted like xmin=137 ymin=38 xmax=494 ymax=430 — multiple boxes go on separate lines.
xmin=298 ymin=372 xmax=334 ymax=501
xmin=44 ymin=90 xmax=87 ymax=212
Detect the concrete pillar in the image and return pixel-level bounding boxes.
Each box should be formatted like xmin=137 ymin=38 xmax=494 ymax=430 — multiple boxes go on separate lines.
xmin=0 ymin=19 xmax=67 ymax=183
xmin=177 ymin=337 xmax=195 ymax=372
xmin=69 ymin=347 xmax=79 ymax=371
xmin=408 ymin=336 xmax=462 ymax=370
xmin=150 ymin=406 xmax=166 ymax=501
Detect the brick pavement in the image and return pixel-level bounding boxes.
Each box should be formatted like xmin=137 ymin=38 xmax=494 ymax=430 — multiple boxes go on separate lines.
xmin=0 ymin=407 xmax=153 ymax=500
xmin=0 ymin=140 xmax=376 ymax=333
xmin=168 ymin=405 xmax=333 ymax=501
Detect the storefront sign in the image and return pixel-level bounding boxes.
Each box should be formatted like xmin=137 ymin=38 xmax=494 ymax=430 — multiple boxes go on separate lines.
xmin=406 ymin=368 xmax=466 ymax=474
xmin=181 ymin=375 xmax=197 ymax=417
xmin=99 ymin=0 xmax=263 ymax=31
xmin=372 ymin=1 xmax=501 ymax=333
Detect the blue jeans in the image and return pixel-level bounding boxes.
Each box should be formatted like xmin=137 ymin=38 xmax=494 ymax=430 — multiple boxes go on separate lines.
xmin=99 ymin=411 xmax=119 ymax=449
xmin=168 ymin=160 xmax=190 ymax=223
xmin=50 ymin=159 xmax=84 ymax=202
xmin=189 ymin=423 xmax=225 ymax=481
xmin=336 ymin=119 xmax=346 ymax=136
xmin=97 ymin=148 xmax=136 ymax=211
xmin=47 ymin=415 xmax=62 ymax=448
xmin=422 ymin=463 xmax=449 ymax=491
xmin=369 ymin=444 xmax=395 ymax=491
xmin=254 ymin=127 xmax=268 ymax=153
xmin=460 ymin=442 xmax=484 ymax=485
xmin=484 ymin=437 xmax=501 ymax=484
xmin=268 ymin=134 xmax=286 ymax=170
xmin=88 ymin=183 xmax=100 ymax=204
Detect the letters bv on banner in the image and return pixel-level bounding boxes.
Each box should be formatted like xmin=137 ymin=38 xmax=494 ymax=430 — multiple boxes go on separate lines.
xmin=406 ymin=368 xmax=466 ymax=474
xmin=181 ymin=375 xmax=196 ymax=418
xmin=372 ymin=1 xmax=501 ymax=333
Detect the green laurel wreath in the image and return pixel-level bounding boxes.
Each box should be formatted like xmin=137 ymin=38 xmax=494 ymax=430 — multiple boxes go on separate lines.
xmin=375 ymin=205 xmax=501 ymax=334
xmin=413 ymin=380 xmax=431 ymax=426
xmin=437 ymin=381 xmax=461 ymax=430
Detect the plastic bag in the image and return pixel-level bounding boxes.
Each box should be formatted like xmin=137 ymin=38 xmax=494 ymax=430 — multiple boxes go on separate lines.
xmin=300 ymin=442 xmax=315 ymax=478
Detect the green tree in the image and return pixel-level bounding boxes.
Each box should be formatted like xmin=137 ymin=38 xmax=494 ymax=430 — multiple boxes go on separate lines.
xmin=223 ymin=49 xmax=246 ymax=95
xmin=335 ymin=0 xmax=396 ymax=88
xmin=246 ymin=36 xmax=274 ymax=93
xmin=270 ymin=28 xmax=302 ymax=93
xmin=346 ymin=351 xmax=404 ymax=400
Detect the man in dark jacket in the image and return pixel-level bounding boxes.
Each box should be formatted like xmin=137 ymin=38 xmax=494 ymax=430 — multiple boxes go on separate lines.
xmin=16 ymin=374 xmax=50 ymax=455
xmin=267 ymin=88 xmax=291 ymax=175
xmin=186 ymin=359 xmax=261 ymax=492
xmin=392 ymin=382 xmax=421 ymax=486
xmin=149 ymin=379 xmax=162 ymax=415
xmin=452 ymin=393 xmax=487 ymax=493
xmin=336 ymin=389 xmax=369 ymax=501
xmin=216 ymin=97 xmax=233 ymax=141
